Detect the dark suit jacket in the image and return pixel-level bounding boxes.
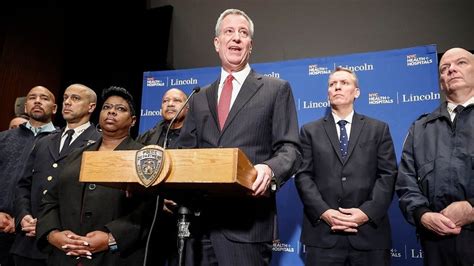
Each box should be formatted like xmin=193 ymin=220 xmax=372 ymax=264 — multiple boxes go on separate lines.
xmin=12 ymin=125 xmax=101 ymax=259
xmin=36 ymin=137 xmax=152 ymax=266
xmin=136 ymin=120 xmax=166 ymax=146
xmin=178 ymin=70 xmax=301 ymax=243
xmin=295 ymin=112 xmax=397 ymax=250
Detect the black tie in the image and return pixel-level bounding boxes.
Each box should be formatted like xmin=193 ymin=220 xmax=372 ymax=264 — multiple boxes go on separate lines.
xmin=59 ymin=129 xmax=75 ymax=157
xmin=337 ymin=120 xmax=349 ymax=160
xmin=453 ymin=105 xmax=464 ymax=128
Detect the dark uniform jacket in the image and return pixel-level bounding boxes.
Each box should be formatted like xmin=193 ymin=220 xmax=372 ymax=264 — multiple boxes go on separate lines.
xmin=397 ymin=103 xmax=474 ymax=229
xmin=36 ymin=137 xmax=152 ymax=266
xmin=12 ymin=125 xmax=101 ymax=259
xmin=0 ymin=125 xmax=54 ymax=217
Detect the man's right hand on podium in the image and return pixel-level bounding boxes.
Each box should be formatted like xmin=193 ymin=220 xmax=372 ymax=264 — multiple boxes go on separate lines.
xmin=252 ymin=164 xmax=273 ymax=197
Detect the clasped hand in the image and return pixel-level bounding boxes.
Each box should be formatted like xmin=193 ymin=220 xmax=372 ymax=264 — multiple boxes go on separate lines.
xmin=20 ymin=215 xmax=37 ymax=237
xmin=0 ymin=212 xmax=15 ymax=233
xmin=421 ymin=200 xmax=474 ymax=236
xmin=48 ymin=230 xmax=110 ymax=259
xmin=321 ymin=207 xmax=369 ymax=233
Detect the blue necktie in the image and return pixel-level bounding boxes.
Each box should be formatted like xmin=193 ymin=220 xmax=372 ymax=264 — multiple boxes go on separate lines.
xmin=337 ymin=120 xmax=349 ymax=160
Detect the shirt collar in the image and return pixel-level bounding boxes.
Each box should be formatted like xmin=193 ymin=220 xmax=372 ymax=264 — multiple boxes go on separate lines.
xmin=219 ymin=64 xmax=251 ymax=86
xmin=25 ymin=121 xmax=56 ymax=136
xmin=447 ymin=96 xmax=474 ymax=115
xmin=332 ymin=110 xmax=355 ymax=125
xmin=62 ymin=121 xmax=91 ymax=137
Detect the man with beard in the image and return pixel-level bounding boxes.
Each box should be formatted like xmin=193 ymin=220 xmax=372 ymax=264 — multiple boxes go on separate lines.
xmin=0 ymin=86 xmax=57 ymax=266
xmin=12 ymin=84 xmax=100 ymax=265
xmin=137 ymin=87 xmax=188 ymax=266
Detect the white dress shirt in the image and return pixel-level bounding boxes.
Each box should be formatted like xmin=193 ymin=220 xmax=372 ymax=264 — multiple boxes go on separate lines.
xmin=217 ymin=64 xmax=251 ymax=109
xmin=332 ymin=110 xmax=355 ymax=140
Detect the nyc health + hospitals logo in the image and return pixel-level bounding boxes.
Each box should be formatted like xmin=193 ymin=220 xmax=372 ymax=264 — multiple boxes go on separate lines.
xmin=368 ymin=92 xmax=394 ymax=105
xmin=146 ymin=77 xmax=165 ymax=87
xmin=308 ymin=64 xmax=331 ymax=76
xmin=309 ymin=62 xmax=374 ymax=76
xmin=272 ymin=239 xmax=295 ymax=253
xmin=406 ymin=54 xmax=433 ymax=66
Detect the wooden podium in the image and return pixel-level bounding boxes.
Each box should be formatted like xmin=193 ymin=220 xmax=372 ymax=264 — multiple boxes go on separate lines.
xmin=79 ymin=147 xmax=258 ymax=196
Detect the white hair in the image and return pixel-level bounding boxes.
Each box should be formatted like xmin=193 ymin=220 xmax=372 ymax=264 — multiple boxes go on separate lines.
xmin=215 ymin=9 xmax=254 ymax=38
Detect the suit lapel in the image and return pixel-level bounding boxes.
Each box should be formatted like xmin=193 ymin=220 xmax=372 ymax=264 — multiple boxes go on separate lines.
xmin=322 ymin=115 xmax=344 ymax=163
xmin=206 ymin=79 xmax=220 ymax=130
xmin=70 ymin=125 xmax=98 ymax=149
xmin=346 ymin=113 xmax=365 ymax=161
xmin=221 ymin=70 xmax=262 ymax=133
xmin=58 ymin=125 xmax=99 ymax=160
xmin=48 ymin=131 xmax=63 ymax=161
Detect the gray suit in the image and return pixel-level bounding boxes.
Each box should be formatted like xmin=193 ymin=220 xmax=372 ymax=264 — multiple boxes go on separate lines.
xmin=178 ymin=70 xmax=301 ymax=264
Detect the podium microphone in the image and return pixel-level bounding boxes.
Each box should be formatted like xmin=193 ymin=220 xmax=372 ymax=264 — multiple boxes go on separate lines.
xmin=143 ymin=87 xmax=199 ymax=266
xmin=177 ymin=206 xmax=191 ymax=266
xmin=163 ymin=86 xmax=200 ymax=149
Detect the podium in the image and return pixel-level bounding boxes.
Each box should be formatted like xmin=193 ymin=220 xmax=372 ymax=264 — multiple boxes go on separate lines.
xmin=79 ymin=147 xmax=258 ymax=196
xmin=79 ymin=147 xmax=259 ymax=266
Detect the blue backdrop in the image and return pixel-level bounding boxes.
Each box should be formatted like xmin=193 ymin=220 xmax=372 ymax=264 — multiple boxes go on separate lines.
xmin=140 ymin=45 xmax=440 ymax=266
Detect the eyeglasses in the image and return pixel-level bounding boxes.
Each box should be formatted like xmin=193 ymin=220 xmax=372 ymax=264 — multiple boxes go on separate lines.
xmin=102 ymin=103 xmax=129 ymax=113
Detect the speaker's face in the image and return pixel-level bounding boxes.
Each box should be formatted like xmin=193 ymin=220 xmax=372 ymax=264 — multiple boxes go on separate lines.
xmin=214 ymin=14 xmax=253 ymax=73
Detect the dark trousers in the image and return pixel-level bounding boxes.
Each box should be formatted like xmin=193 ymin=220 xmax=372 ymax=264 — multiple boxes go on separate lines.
xmin=146 ymin=212 xmax=179 ymax=266
xmin=305 ymin=236 xmax=390 ymax=266
xmin=12 ymin=254 xmax=46 ymax=266
xmin=184 ymin=231 xmax=272 ymax=266
xmin=0 ymin=233 xmax=14 ymax=266
xmin=420 ymin=229 xmax=474 ymax=266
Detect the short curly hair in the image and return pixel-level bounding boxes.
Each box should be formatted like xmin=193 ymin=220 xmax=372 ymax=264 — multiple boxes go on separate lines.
xmin=101 ymin=86 xmax=136 ymax=116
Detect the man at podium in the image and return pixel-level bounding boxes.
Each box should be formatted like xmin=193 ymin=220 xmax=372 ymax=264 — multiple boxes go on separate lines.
xmin=177 ymin=8 xmax=302 ymax=266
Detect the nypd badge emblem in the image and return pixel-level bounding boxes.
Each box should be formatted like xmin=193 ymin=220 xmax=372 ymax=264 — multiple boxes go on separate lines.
xmin=135 ymin=145 xmax=165 ymax=187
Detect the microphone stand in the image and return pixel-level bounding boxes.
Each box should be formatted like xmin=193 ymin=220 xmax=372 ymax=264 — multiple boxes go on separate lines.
xmin=177 ymin=206 xmax=191 ymax=266
xmin=161 ymin=86 xmax=200 ymax=266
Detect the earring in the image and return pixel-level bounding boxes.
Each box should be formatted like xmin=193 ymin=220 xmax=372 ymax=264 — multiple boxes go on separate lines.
xmin=96 ymin=124 xmax=102 ymax=132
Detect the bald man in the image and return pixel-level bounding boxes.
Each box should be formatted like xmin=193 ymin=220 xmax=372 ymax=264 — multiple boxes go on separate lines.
xmin=0 ymin=86 xmax=57 ymax=266
xmin=396 ymin=47 xmax=474 ymax=266
xmin=137 ymin=88 xmax=188 ymax=148
xmin=137 ymin=88 xmax=188 ymax=266
xmin=11 ymin=84 xmax=101 ymax=265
